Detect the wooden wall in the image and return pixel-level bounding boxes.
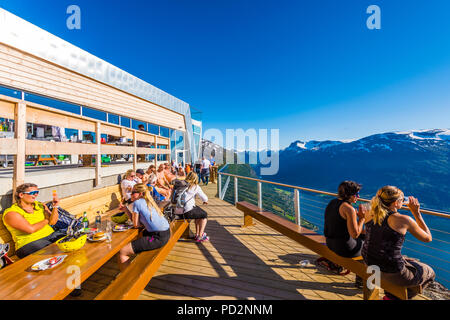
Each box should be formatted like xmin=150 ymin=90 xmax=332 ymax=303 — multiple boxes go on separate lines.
xmin=0 ymin=43 xmax=186 ymax=131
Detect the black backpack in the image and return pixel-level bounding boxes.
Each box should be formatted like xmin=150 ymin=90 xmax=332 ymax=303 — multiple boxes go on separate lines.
xmin=170 ymin=179 xmax=191 ymax=214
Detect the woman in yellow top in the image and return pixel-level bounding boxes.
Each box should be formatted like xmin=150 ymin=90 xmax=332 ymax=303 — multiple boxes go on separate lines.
xmin=2 ymin=183 xmax=64 ymax=258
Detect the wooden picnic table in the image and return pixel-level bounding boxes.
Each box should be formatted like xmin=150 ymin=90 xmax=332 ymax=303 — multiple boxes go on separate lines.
xmin=0 ymin=220 xmax=139 ymax=300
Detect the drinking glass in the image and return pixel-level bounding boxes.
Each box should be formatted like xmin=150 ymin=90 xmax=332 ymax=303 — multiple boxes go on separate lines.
xmin=105 ymin=220 xmax=112 ymax=243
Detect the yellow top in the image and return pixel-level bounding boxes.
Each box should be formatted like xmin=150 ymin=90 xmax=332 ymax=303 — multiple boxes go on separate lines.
xmin=2 ymin=202 xmax=54 ymax=250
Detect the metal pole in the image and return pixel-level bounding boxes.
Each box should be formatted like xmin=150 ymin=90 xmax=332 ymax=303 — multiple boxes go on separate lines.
xmin=294 ymin=189 xmax=301 ymax=226
xmin=258 ymin=182 xmax=262 ymax=209
xmin=234 ymin=177 xmax=238 ymax=204
xmin=218 ymin=174 xmax=222 ymax=199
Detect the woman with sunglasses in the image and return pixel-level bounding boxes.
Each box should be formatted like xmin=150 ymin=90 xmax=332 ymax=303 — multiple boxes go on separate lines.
xmin=320 ymin=181 xmax=367 ymax=286
xmin=121 ymin=169 xmax=138 ymax=203
xmin=2 ymin=183 xmax=65 ymax=258
xmin=118 ymin=183 xmax=170 ymax=270
xmin=361 ymin=186 xmax=434 ymax=300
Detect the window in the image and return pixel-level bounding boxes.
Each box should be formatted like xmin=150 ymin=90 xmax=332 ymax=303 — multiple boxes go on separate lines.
xmin=120 ymin=117 xmax=131 ymax=128
xmin=132 ymin=120 xmax=147 ymax=131
xmin=82 ymin=107 xmax=107 ymax=122
xmin=160 ymin=126 xmax=169 ymax=138
xmin=108 ymin=113 xmax=120 ymax=125
xmin=25 ymin=93 xmax=81 ymax=114
xmin=149 ymin=124 xmax=159 ymax=135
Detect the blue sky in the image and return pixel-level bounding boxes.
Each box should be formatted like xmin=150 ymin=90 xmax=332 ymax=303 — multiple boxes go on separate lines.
xmin=1 ymin=0 xmax=450 ymax=148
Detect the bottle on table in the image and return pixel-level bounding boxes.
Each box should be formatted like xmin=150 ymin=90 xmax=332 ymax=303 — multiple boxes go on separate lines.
xmin=95 ymin=211 xmax=102 ymax=229
xmin=82 ymin=211 xmax=89 ymax=230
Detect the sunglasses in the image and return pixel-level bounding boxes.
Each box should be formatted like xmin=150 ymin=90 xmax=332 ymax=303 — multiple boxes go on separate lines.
xmin=131 ymin=190 xmax=141 ymax=195
xmin=23 ymin=190 xmax=39 ymax=196
xmin=354 ymin=192 xmax=360 ymax=198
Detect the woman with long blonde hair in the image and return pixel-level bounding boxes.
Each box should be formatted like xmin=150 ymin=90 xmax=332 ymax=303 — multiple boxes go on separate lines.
xmin=362 ymin=186 xmax=435 ymax=300
xmin=118 ymin=183 xmax=170 ymax=269
xmin=121 ymin=169 xmax=137 ymax=202
xmin=179 ymin=172 xmax=209 ymax=242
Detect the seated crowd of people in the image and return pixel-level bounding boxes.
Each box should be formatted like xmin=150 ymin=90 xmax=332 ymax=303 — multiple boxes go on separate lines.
xmin=1 ymin=162 xmax=211 ymax=267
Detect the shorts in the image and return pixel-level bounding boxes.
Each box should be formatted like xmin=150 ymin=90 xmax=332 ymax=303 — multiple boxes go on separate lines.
xmin=326 ymin=234 xmax=365 ymax=258
xmin=131 ymin=229 xmax=171 ymax=254
xmin=181 ymin=206 xmax=208 ymax=220
xmin=382 ymin=257 xmax=435 ymax=299
xmin=16 ymin=231 xmax=66 ymax=259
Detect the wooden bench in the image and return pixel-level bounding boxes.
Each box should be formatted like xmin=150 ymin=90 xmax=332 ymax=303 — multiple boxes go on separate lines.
xmin=95 ymin=218 xmax=190 ymax=300
xmin=236 ymin=201 xmax=422 ymax=300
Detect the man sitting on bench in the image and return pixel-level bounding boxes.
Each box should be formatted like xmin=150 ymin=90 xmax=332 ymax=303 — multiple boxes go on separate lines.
xmin=118 ymin=183 xmax=170 ymax=270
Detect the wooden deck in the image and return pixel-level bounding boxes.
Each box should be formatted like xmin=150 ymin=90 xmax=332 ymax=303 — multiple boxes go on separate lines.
xmin=66 ymin=183 xmax=429 ymax=300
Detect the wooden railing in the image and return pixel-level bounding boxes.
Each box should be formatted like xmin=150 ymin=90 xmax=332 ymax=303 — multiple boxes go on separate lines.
xmin=0 ymin=93 xmax=171 ymax=190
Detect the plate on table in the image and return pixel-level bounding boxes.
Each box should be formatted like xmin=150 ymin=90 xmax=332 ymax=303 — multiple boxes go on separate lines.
xmin=87 ymin=233 xmax=107 ymax=242
xmin=113 ymin=224 xmax=133 ymax=232
xmin=31 ymin=255 xmax=67 ymax=271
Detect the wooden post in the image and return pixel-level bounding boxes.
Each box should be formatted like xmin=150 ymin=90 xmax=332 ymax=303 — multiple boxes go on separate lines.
xmin=95 ymin=122 xmax=101 ymax=187
xmin=363 ymin=283 xmax=381 ymax=300
xmin=13 ymin=102 xmax=26 ymax=192
xmin=294 ymin=189 xmax=301 ymax=226
xmin=154 ymin=136 xmax=158 ymax=168
xmin=258 ymin=182 xmax=262 ymax=209
xmin=132 ymin=130 xmax=137 ymax=172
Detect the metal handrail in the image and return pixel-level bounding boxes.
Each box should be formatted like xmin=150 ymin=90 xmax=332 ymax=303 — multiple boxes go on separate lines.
xmin=218 ymin=172 xmax=450 ymax=219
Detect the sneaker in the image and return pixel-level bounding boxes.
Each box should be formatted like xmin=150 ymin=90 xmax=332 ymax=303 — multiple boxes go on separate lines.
xmin=196 ymin=233 xmax=209 ymax=242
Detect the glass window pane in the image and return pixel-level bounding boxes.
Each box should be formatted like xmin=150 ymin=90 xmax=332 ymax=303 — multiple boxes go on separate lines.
xmin=82 ymin=107 xmax=107 ymax=122
xmin=25 ymin=93 xmax=81 ymax=114
xmin=160 ymin=127 xmax=169 ymax=138
xmin=108 ymin=113 xmax=119 ymax=125
xmin=120 ymin=117 xmax=131 ymax=128
xmin=192 ymin=125 xmax=201 ymax=135
xmin=149 ymin=124 xmax=159 ymax=135
xmin=132 ymin=120 xmax=147 ymax=131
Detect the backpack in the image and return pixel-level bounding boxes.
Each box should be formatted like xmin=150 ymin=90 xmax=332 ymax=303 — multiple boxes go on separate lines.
xmin=0 ymin=243 xmax=13 ymax=269
xmin=46 ymin=202 xmax=83 ymax=232
xmin=170 ymin=179 xmax=190 ymax=215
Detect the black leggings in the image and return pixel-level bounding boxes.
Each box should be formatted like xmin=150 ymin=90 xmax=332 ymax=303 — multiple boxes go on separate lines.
xmin=16 ymin=231 xmax=66 ymax=259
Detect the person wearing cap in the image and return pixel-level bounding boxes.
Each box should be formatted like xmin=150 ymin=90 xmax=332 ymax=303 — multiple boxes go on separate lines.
xmin=135 ymin=168 xmax=149 ymax=185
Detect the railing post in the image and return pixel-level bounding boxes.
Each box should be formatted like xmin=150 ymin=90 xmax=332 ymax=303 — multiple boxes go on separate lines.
xmin=234 ymin=176 xmax=238 ymax=205
xmin=294 ymin=189 xmax=301 ymax=226
xmin=258 ymin=182 xmax=262 ymax=209
xmin=218 ymin=174 xmax=222 ymax=198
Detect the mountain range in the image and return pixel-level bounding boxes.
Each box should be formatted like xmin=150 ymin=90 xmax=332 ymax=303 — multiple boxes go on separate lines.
xmin=256 ymin=129 xmax=450 ymax=212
